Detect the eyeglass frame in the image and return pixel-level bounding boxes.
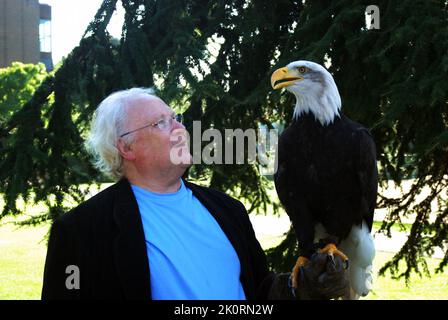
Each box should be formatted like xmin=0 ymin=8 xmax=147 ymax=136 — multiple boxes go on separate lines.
xmin=119 ymin=113 xmax=183 ymax=138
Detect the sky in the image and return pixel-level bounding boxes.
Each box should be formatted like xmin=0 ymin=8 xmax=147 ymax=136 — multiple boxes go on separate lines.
xmin=39 ymin=0 xmax=124 ymax=64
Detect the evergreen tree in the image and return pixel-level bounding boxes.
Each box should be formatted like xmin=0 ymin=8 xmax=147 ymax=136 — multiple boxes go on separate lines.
xmin=0 ymin=0 xmax=446 ymax=281
xmin=0 ymin=62 xmax=48 ymax=125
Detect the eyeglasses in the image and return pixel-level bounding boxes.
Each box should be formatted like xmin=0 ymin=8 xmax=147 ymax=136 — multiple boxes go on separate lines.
xmin=119 ymin=113 xmax=183 ymax=138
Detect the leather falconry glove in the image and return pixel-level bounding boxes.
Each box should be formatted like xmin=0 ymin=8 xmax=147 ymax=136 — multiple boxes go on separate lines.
xmin=268 ymin=252 xmax=349 ymax=300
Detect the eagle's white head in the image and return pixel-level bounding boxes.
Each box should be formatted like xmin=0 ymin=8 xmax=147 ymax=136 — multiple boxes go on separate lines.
xmin=271 ymin=60 xmax=342 ymax=126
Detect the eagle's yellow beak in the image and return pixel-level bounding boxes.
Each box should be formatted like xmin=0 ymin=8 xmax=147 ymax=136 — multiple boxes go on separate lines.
xmin=271 ymin=67 xmax=303 ymax=90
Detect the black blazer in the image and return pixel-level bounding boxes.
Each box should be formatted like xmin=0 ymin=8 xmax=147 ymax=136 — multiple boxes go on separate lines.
xmin=41 ymin=179 xmax=277 ymax=300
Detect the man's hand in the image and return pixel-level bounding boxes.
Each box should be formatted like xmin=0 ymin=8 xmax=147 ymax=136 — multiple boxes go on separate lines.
xmin=295 ymin=252 xmax=349 ymax=300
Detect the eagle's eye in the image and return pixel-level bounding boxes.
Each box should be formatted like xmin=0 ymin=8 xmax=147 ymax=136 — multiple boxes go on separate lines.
xmin=297 ymin=66 xmax=308 ymax=74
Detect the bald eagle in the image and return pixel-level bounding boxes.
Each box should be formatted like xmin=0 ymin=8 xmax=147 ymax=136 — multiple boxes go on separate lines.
xmin=271 ymin=60 xmax=378 ymax=299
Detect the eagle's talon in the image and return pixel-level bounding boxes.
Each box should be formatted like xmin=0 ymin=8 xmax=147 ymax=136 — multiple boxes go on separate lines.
xmin=327 ymin=254 xmax=336 ymax=270
xmin=291 ymin=256 xmax=310 ymax=289
xmin=344 ymin=259 xmax=350 ymax=270
xmin=299 ymin=266 xmax=306 ymax=282
xmin=319 ymin=243 xmax=349 ymax=268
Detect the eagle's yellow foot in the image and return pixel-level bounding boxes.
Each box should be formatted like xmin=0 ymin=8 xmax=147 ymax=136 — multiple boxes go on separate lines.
xmin=319 ymin=243 xmax=349 ymax=269
xmin=291 ymin=256 xmax=309 ymax=289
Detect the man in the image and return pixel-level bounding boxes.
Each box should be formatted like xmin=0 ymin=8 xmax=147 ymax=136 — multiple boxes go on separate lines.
xmin=42 ymin=88 xmax=347 ymax=300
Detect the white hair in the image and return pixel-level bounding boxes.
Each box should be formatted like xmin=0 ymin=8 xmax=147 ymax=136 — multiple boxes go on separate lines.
xmin=85 ymin=87 xmax=157 ymax=180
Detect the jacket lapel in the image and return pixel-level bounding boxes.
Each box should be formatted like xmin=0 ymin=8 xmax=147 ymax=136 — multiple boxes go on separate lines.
xmin=112 ymin=179 xmax=152 ymax=299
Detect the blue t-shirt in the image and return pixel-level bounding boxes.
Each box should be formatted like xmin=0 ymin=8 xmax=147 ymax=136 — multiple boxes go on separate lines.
xmin=131 ymin=180 xmax=246 ymax=300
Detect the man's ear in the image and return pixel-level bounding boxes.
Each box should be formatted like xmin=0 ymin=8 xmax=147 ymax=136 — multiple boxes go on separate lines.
xmin=117 ymin=138 xmax=136 ymax=161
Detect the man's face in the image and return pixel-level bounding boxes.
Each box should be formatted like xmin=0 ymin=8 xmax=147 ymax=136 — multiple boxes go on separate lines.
xmin=122 ymin=96 xmax=192 ymax=174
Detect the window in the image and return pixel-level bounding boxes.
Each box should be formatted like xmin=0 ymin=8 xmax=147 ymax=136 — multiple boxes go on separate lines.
xmin=39 ymin=19 xmax=51 ymax=53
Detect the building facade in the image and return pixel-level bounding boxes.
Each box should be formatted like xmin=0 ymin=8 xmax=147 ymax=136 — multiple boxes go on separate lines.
xmin=0 ymin=0 xmax=53 ymax=70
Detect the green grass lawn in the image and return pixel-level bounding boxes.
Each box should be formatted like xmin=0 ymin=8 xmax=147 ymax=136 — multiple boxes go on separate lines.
xmin=0 ymin=218 xmax=447 ymax=300
xmin=367 ymin=251 xmax=448 ymax=300
xmin=0 ymin=222 xmax=50 ymax=299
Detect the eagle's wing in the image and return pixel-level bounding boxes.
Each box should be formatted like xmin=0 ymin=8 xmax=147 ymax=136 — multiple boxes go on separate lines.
xmin=274 ymin=128 xmax=293 ymax=211
xmin=274 ymin=127 xmax=316 ymax=257
xmin=353 ymin=127 xmax=378 ymax=232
